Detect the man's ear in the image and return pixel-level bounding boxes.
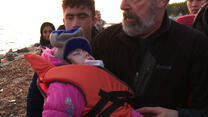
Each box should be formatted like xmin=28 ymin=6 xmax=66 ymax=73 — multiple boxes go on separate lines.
xmin=157 ymin=0 xmax=168 ymax=8
xmin=63 ymin=18 xmax=65 ymax=25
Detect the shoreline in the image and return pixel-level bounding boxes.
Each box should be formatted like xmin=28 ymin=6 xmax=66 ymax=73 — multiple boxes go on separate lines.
xmin=0 ymin=43 xmax=40 ymax=66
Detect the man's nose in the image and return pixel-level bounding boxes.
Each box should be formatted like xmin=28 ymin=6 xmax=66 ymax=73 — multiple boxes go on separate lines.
xmin=120 ymin=0 xmax=130 ymax=11
xmin=72 ymin=17 xmax=81 ymax=28
xmin=191 ymin=0 xmax=198 ymax=6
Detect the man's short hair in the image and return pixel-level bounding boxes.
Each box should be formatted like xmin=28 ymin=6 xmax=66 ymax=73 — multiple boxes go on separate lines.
xmin=62 ymin=0 xmax=95 ymax=17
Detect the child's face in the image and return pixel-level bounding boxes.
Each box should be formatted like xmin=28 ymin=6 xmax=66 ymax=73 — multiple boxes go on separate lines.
xmin=42 ymin=26 xmax=53 ymax=40
xmin=67 ymin=49 xmax=95 ymax=64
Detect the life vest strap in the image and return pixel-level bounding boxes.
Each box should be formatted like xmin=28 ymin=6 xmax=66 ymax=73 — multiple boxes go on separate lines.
xmin=37 ymin=80 xmax=48 ymax=98
xmin=84 ymin=89 xmax=132 ymax=117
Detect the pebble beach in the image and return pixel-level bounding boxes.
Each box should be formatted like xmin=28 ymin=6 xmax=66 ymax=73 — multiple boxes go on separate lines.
xmin=0 ymin=45 xmax=40 ymax=117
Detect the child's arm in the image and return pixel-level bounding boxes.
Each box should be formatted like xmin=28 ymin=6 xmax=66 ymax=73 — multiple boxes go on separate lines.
xmin=43 ymin=82 xmax=85 ymax=117
xmin=132 ymin=109 xmax=144 ymax=117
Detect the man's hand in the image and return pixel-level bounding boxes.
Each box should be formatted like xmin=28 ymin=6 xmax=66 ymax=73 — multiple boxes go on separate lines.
xmin=136 ymin=107 xmax=178 ymax=117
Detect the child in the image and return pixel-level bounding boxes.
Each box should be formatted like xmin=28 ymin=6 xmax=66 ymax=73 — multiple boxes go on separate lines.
xmin=25 ymin=28 xmax=143 ymax=117
xmin=39 ymin=22 xmax=55 ymax=49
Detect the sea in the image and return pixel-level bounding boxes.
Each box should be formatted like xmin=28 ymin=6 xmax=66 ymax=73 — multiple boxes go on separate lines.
xmin=0 ymin=23 xmax=41 ymax=55
xmin=0 ymin=20 xmax=63 ymax=55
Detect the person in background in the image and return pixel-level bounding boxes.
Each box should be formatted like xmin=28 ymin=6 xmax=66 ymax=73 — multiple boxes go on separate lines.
xmin=26 ymin=22 xmax=55 ymax=116
xmin=176 ymin=0 xmax=207 ymax=26
xmin=187 ymin=0 xmax=207 ymax=14
xmin=57 ymin=24 xmax=65 ymax=30
xmin=95 ymin=10 xmax=106 ymax=32
xmin=91 ymin=0 xmax=208 ymax=116
xmin=176 ymin=14 xmax=195 ymax=27
xmin=39 ymin=22 xmax=55 ymax=49
xmin=26 ymin=0 xmax=98 ymax=117
xmin=192 ymin=3 xmax=208 ymax=36
xmin=25 ymin=27 xmax=144 ymax=117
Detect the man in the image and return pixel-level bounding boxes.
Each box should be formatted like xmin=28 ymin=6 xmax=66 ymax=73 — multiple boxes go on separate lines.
xmin=26 ymin=0 xmax=97 ymax=116
xmin=176 ymin=0 xmax=207 ymax=26
xmin=91 ymin=0 xmax=208 ymax=116
xmin=62 ymin=0 xmax=96 ymax=41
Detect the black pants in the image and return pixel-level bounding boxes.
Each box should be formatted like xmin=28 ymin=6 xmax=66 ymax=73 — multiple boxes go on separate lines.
xmin=26 ymin=73 xmax=44 ymax=117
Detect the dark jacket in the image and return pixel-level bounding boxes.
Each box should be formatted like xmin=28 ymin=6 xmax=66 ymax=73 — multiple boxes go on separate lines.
xmin=91 ymin=14 xmax=208 ymax=117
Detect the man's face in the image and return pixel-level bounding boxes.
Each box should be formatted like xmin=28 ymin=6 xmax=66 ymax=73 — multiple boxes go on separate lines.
xmin=187 ymin=0 xmax=207 ymax=14
xmin=63 ymin=6 xmax=95 ymax=40
xmin=120 ymin=0 xmax=158 ymax=37
xmin=67 ymin=49 xmax=95 ymax=64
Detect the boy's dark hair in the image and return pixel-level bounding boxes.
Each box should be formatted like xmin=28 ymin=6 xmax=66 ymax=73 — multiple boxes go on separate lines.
xmin=62 ymin=0 xmax=95 ymax=17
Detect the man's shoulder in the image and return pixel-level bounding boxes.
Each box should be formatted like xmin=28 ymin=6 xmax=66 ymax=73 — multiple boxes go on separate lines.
xmin=168 ymin=20 xmax=208 ymax=48
xmin=170 ymin=20 xmax=206 ymax=38
xmin=96 ymin=23 xmax=123 ymax=39
xmin=104 ymin=23 xmax=123 ymax=33
xmin=92 ymin=24 xmax=123 ymax=43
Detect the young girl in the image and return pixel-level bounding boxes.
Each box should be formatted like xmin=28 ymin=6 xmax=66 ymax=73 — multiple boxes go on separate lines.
xmin=25 ymin=28 xmax=143 ymax=117
xmin=40 ymin=22 xmax=55 ymax=50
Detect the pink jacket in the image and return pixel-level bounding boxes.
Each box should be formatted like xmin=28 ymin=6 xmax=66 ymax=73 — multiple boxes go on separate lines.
xmin=40 ymin=48 xmax=143 ymax=117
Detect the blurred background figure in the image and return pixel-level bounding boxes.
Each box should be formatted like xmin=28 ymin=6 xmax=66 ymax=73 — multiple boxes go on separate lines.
xmin=57 ymin=24 xmax=65 ymax=30
xmin=193 ymin=3 xmax=208 ymax=36
xmin=176 ymin=0 xmax=207 ymax=26
xmin=40 ymin=22 xmax=55 ymax=49
xmin=176 ymin=14 xmax=195 ymax=27
xmin=187 ymin=0 xmax=207 ymax=14
xmin=95 ymin=10 xmax=106 ymax=32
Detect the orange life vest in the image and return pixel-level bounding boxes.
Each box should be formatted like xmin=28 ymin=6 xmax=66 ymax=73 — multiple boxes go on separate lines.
xmin=25 ymin=53 xmax=134 ymax=117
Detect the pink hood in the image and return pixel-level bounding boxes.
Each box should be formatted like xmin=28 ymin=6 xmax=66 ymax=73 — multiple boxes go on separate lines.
xmin=41 ymin=48 xmax=67 ymax=65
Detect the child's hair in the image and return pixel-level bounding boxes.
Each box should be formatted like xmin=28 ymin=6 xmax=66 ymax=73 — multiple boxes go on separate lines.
xmin=62 ymin=0 xmax=95 ymax=17
xmin=63 ymin=38 xmax=92 ymax=59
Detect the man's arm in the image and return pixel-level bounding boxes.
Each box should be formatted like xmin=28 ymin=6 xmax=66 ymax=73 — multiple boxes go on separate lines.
xmin=137 ymin=107 xmax=208 ymax=117
xmin=26 ymin=73 xmax=44 ymax=117
xmin=137 ymin=107 xmax=178 ymax=117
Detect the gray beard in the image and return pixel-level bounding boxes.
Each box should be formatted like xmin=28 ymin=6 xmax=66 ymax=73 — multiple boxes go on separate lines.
xmin=122 ymin=4 xmax=157 ymax=37
xmin=122 ymin=16 xmax=155 ymax=37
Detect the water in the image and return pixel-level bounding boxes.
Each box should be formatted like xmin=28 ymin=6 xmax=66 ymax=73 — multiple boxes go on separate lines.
xmin=0 ymin=23 xmax=41 ymax=55
xmin=0 ymin=0 xmax=121 ymax=55
xmin=0 ymin=0 xmax=63 ymax=55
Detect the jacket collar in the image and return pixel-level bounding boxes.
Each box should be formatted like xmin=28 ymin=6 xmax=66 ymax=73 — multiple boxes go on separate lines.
xmin=146 ymin=12 xmax=171 ymax=42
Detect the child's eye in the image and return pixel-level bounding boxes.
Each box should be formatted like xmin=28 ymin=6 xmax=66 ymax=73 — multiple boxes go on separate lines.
xmin=72 ymin=52 xmax=81 ymax=56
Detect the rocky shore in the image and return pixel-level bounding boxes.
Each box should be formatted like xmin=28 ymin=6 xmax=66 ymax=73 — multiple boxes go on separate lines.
xmin=0 ymin=44 xmax=41 ymax=117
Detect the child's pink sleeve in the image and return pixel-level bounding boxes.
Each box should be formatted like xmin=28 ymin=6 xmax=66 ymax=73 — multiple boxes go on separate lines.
xmin=132 ymin=109 xmax=144 ymax=117
xmin=43 ymin=82 xmax=85 ymax=117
